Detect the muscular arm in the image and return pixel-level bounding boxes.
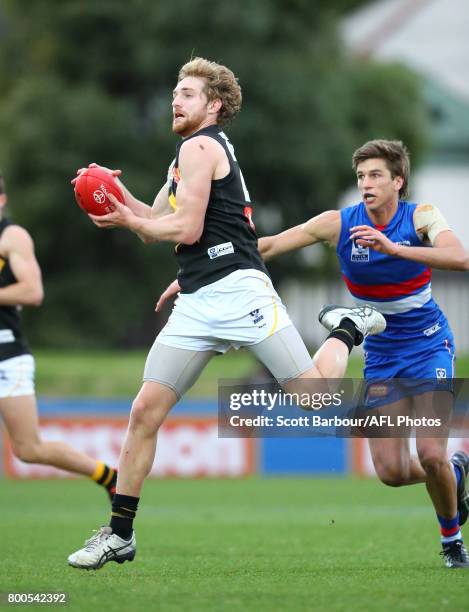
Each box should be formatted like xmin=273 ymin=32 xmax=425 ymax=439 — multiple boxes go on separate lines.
xmin=91 ymin=135 xmax=221 ymax=245
xmin=393 ymin=231 xmax=469 ymax=270
xmin=129 ymin=137 xmax=214 ymax=244
xmin=258 ymin=210 xmax=341 ymax=261
xmin=0 ymin=226 xmax=44 ymax=306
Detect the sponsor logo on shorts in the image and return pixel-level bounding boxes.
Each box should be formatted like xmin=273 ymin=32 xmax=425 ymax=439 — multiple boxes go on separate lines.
xmin=351 ymin=240 xmax=369 ymax=262
xmin=367 ymin=383 xmax=388 ymax=397
xmin=249 ymin=309 xmax=265 ymax=326
xmin=423 ymin=322 xmax=441 ymax=336
xmin=436 ymin=367 xmax=447 ymax=380
xmin=207 ymin=242 xmax=235 ymax=260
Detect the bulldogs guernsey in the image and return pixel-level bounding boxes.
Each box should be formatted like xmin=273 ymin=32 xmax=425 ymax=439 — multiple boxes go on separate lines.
xmin=168 ymin=125 xmax=268 ymax=293
xmin=336 ymin=201 xmax=454 ymax=366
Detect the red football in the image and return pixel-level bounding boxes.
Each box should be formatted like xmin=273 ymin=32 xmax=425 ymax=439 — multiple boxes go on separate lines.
xmin=74 ymin=166 xmax=124 ymax=216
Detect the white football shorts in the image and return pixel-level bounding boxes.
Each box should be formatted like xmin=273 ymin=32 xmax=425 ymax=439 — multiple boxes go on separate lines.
xmin=0 ymin=354 xmax=35 ymax=398
xmin=156 ymin=269 xmax=293 ymax=352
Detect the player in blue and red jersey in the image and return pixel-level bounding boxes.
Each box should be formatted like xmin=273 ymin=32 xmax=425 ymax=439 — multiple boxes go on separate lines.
xmin=255 ymin=139 xmax=469 ymax=568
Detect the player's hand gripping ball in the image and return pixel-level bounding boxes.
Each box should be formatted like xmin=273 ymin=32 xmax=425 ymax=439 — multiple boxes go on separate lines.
xmin=74 ymin=166 xmax=124 ymax=216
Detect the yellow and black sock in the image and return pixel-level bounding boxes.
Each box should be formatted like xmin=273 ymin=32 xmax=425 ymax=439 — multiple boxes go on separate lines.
xmin=91 ymin=461 xmax=117 ymax=500
xmin=110 ymin=494 xmax=139 ymax=540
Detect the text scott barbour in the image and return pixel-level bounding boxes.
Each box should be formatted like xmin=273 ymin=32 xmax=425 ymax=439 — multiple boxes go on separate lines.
xmin=229 ymin=415 xmax=442 ymax=428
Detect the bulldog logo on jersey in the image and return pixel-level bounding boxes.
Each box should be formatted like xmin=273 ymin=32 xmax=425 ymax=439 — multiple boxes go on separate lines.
xmin=351 ymin=239 xmax=369 ymax=262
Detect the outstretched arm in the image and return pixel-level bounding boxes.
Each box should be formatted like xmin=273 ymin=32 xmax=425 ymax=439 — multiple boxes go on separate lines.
xmin=351 ymin=228 xmax=468 ymax=271
xmin=258 ymin=210 xmax=341 ymax=261
xmin=0 ymin=226 xmax=44 ymax=306
xmin=350 ymin=204 xmax=469 ymax=271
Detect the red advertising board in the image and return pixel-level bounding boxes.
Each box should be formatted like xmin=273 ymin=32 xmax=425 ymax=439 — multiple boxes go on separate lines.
xmin=3 ymin=417 xmax=256 ymax=478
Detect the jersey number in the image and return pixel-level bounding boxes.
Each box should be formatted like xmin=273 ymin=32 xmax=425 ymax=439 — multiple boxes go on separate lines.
xmin=219 ymin=132 xmax=251 ymax=202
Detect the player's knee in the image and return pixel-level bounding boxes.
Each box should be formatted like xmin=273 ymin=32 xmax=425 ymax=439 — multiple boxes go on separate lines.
xmin=375 ymin=464 xmax=406 ymax=487
xmin=129 ymin=397 xmax=165 ymax=435
xmin=12 ymin=441 xmax=42 ymax=463
xmin=418 ymin=451 xmax=447 ymax=475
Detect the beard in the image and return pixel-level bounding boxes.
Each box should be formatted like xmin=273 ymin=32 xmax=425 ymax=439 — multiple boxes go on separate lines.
xmin=172 ymin=109 xmax=207 ymax=137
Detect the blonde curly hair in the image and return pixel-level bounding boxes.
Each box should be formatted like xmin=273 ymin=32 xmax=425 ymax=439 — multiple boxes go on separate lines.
xmin=178 ymin=57 xmax=242 ymax=126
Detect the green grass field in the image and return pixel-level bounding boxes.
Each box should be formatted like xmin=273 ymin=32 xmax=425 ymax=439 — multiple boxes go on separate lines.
xmin=7 ymin=352 xmax=469 ymax=610
xmin=34 ymin=348 xmax=259 ymax=397
xmin=33 ymin=349 xmax=469 ymax=398
xmin=2 ymin=477 xmax=468 ymax=611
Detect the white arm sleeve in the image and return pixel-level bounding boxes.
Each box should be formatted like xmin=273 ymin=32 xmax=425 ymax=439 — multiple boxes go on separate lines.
xmin=413 ymin=204 xmax=451 ymax=245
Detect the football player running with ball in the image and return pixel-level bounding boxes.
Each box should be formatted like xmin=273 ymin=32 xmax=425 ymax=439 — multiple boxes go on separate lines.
xmin=0 ymin=174 xmax=117 ymax=501
xmin=67 ymin=58 xmax=386 ymax=570
xmin=256 ymin=140 xmax=469 ymax=568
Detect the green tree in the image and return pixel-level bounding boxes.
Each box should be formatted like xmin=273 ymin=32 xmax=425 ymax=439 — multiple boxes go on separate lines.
xmin=0 ymin=0 xmax=428 ymax=347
